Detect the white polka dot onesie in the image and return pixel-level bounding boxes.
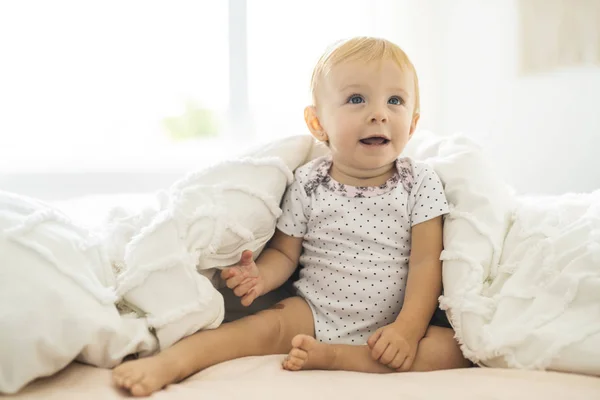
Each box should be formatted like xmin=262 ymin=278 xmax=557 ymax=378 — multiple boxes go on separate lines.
xmin=276 ymin=155 xmax=449 ymax=344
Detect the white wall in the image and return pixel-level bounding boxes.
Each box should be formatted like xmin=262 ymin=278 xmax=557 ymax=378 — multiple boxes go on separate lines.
xmin=389 ymin=0 xmax=600 ymax=195
xmin=3 ymin=1 xmax=598 ymax=200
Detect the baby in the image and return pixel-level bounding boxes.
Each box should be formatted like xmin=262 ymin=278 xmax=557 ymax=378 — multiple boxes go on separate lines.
xmin=113 ymin=36 xmax=470 ymax=396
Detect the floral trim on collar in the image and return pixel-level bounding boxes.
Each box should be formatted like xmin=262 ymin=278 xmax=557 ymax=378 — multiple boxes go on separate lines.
xmin=304 ymin=157 xmax=414 ymax=197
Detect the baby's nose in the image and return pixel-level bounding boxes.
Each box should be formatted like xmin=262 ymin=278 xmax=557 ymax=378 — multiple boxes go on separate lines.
xmin=370 ymin=111 xmax=387 ymax=123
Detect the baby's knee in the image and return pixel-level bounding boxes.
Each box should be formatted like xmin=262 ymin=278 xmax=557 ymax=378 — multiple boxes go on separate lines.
xmin=247 ymin=309 xmax=286 ymax=351
xmin=412 ymin=326 xmax=470 ymax=371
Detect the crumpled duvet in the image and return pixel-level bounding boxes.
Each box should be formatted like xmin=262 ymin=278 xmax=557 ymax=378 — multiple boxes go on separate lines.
xmin=100 ymin=136 xmax=328 ymax=350
xmin=403 ymin=132 xmax=600 ymax=376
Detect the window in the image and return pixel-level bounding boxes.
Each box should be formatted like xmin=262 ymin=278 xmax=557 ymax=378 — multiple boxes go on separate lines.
xmin=0 ymin=0 xmax=393 ymax=196
xmin=0 ymin=1 xmax=229 ymax=172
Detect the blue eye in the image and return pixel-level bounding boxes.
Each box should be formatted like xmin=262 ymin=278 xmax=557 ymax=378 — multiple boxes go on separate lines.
xmin=388 ymin=96 xmax=403 ymax=105
xmin=348 ymin=94 xmax=364 ymax=104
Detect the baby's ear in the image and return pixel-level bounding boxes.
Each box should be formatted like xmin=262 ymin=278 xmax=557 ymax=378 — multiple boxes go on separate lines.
xmin=408 ymin=113 xmax=420 ymax=138
xmin=304 ymin=106 xmax=328 ymax=142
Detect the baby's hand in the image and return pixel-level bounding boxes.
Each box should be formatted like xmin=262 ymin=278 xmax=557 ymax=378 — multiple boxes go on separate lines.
xmin=220 ymin=250 xmax=264 ymax=307
xmin=367 ymin=322 xmax=419 ymax=371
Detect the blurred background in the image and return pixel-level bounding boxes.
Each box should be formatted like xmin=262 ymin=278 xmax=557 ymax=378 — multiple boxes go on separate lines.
xmin=1 ymin=0 xmax=598 ymax=200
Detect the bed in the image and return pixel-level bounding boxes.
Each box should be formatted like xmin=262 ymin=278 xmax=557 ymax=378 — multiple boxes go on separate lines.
xmin=8 ymin=355 xmax=600 ymax=400
xmin=2 ymin=134 xmax=599 ymax=399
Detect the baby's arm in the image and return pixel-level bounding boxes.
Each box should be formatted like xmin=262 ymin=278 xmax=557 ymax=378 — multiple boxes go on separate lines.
xmin=224 ymin=165 xmax=308 ymax=304
xmin=255 ymin=229 xmax=303 ymax=294
xmin=256 ymin=165 xmax=309 ymax=294
xmin=221 ymin=229 xmax=302 ymax=306
xmin=367 ymin=216 xmax=444 ymax=370
xmin=396 ymin=216 xmax=444 ymax=339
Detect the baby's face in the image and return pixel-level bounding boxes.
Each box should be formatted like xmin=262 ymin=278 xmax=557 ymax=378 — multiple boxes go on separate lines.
xmin=317 ymin=59 xmax=418 ymax=172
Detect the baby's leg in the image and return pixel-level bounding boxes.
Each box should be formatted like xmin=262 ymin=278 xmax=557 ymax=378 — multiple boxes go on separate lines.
xmin=113 ymin=296 xmax=314 ymax=397
xmin=284 ymin=326 xmax=470 ymax=373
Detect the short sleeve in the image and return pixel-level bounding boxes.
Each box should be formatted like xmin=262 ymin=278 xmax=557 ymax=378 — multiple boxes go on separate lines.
xmin=409 ymin=163 xmax=449 ymax=226
xmin=276 ymin=178 xmax=310 ymax=237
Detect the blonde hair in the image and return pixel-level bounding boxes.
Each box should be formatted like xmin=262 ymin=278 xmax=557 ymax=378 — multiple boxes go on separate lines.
xmin=310 ymin=37 xmax=420 ymax=115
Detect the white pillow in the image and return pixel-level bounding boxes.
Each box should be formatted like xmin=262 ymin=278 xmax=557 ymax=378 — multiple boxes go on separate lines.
xmin=0 ymin=191 xmax=157 ymax=394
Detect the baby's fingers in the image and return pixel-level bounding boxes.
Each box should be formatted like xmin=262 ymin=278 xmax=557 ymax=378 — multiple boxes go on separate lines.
xmin=370 ymin=337 xmax=390 ymax=361
xmin=233 ymin=277 xmax=257 ymax=298
xmin=239 ymin=250 xmax=254 ymax=266
xmin=241 ymin=288 xmax=259 ymax=307
xmin=380 ymin=345 xmax=398 ymax=366
xmin=367 ymin=328 xmax=383 ymax=348
xmin=389 ymin=350 xmax=407 ymax=370
xmin=221 ymin=267 xmax=243 ymax=282
xmin=220 ymin=267 xmax=235 ymax=280
xmin=397 ymin=355 xmax=414 ymax=372
xmin=224 ymin=270 xmax=245 ymax=289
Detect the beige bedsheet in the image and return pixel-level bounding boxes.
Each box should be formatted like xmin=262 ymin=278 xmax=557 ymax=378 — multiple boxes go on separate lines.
xmin=6 ymin=356 xmax=600 ymax=400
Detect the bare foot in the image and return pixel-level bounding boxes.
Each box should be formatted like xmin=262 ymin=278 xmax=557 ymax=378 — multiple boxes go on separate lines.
xmin=112 ymin=354 xmax=183 ymax=397
xmin=282 ymin=334 xmax=337 ymax=371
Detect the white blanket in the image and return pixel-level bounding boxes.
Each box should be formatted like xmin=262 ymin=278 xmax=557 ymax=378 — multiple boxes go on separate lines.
xmin=403 ymin=132 xmax=600 ymax=375
xmin=0 ymin=135 xmax=327 ymax=393
xmin=482 ymin=191 xmax=600 ymax=374
xmin=102 ymin=136 xmax=327 ymax=350
xmin=1 ymin=132 xmax=598 ymax=394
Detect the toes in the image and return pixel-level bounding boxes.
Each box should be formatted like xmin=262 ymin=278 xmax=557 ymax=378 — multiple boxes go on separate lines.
xmin=113 ymin=367 xmax=143 ymax=389
xmin=116 ymin=374 xmax=128 ymax=387
xmin=112 ymin=367 xmax=129 ymax=387
xmin=289 ymin=348 xmax=308 ymax=361
xmin=112 ymin=357 xmax=177 ymax=396
xmin=131 ymin=382 xmax=150 ymax=397
xmin=112 ymin=365 xmax=151 ymax=395
xmin=288 ymin=358 xmax=305 ymax=370
xmin=283 ymin=357 xmax=302 ymax=371
xmin=124 ymin=377 xmax=136 ymax=389
xmin=283 ymin=344 xmax=309 ymax=372
xmin=133 ymin=375 xmax=168 ymax=397
xmin=112 ymin=372 xmax=124 ymax=387
xmin=124 ymin=372 xmax=143 ymax=389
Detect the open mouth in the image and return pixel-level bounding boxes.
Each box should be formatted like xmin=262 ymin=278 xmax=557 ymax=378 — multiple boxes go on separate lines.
xmin=359 ymin=136 xmax=390 ymax=146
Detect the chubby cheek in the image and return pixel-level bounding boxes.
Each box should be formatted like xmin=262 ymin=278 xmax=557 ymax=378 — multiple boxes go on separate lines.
xmin=331 ymin=112 xmax=361 ymax=138
xmin=392 ymin=118 xmax=413 ymax=138
xmin=336 ymin=121 xmax=359 ymax=141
